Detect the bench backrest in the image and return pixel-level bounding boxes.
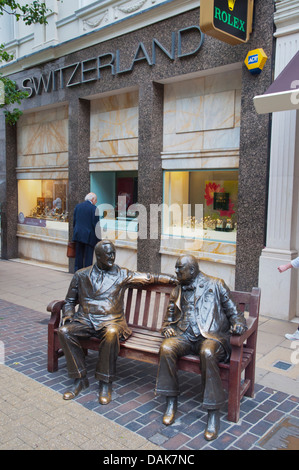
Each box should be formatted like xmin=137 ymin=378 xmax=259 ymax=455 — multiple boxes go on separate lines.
xmin=124 ymin=284 xmax=261 ymax=332
xmin=125 ymin=284 xmax=173 ymax=331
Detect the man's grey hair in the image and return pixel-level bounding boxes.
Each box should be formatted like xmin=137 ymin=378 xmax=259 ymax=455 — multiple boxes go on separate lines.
xmin=85 ymin=192 xmax=97 ymax=202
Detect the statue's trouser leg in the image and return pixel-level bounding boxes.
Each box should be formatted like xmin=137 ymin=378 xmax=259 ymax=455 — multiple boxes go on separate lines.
xmin=199 ymin=339 xmax=227 ymax=410
xmin=155 ymin=335 xmax=227 ymax=409
xmin=95 ymin=326 xmax=121 ymax=383
xmin=57 ymin=322 xmax=94 ymax=378
xmin=155 ymin=335 xmax=192 ymax=396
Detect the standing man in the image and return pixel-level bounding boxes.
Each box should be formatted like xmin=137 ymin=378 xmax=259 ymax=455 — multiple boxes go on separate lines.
xmin=58 ymin=240 xmax=177 ymax=405
xmin=73 ymin=192 xmax=100 ymax=272
xmin=155 ymin=254 xmax=247 ymax=441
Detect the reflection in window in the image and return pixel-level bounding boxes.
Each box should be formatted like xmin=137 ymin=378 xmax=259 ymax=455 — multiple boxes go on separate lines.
xmin=18 ymin=180 xmax=69 ymax=226
xmin=90 ymin=171 xmax=138 ymax=233
xmin=163 ymin=170 xmax=238 ymax=243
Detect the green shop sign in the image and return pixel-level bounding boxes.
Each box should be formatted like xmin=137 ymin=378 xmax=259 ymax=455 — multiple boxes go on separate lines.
xmin=200 ymin=0 xmax=254 ymax=45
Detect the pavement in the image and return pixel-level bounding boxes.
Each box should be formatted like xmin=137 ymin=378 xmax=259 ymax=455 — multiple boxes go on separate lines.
xmin=0 ymin=258 xmax=298 ymax=452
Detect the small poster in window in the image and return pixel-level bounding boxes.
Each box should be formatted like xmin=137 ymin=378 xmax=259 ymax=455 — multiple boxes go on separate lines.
xmin=213 ymin=192 xmax=229 ymax=211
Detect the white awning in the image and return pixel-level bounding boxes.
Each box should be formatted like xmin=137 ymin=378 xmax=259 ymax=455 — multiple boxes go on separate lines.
xmin=254 ymin=50 xmax=299 ymax=114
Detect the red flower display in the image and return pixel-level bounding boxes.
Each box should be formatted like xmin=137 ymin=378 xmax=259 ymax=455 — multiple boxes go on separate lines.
xmin=204 ymin=182 xmax=235 ymax=218
xmin=204 ymin=182 xmax=224 ymax=206
xmin=220 ymin=200 xmax=235 ymax=218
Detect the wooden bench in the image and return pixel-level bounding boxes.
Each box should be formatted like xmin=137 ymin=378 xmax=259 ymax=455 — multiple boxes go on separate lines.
xmin=47 ymin=284 xmax=261 ymax=423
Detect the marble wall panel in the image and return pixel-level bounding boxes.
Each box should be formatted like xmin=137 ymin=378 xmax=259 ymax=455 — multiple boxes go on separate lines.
xmin=17 ymin=222 xmax=68 ymax=268
xmin=161 ymin=155 xmax=239 ymax=170
xmin=16 ymin=170 xmax=69 ymax=180
xmin=203 ymin=127 xmax=240 ymax=150
xmin=90 ymin=139 xmax=119 ymax=157
xmin=90 ymin=91 xmax=139 ymax=171
xmin=163 ymin=131 xmax=204 ymax=153
xmin=97 ymin=107 xmax=138 ymax=142
xmin=89 ymin=160 xmax=138 ymax=172
xmin=90 ymin=138 xmax=138 ymax=157
xmin=17 ymin=119 xmax=68 ymax=156
xmin=17 ymin=152 xmax=68 ymax=169
xmin=163 ymin=71 xmax=241 ymax=157
xmin=94 ymin=92 xmax=139 ymax=112
xmin=19 ymin=106 xmax=68 ymax=126
xmin=203 ymin=91 xmax=235 ymax=131
xmin=175 ymin=96 xmax=204 ymax=133
xmin=115 ymin=246 xmax=137 ymax=271
xmin=234 ymin=90 xmax=241 ymax=128
xmin=203 ymin=70 xmax=242 ymax=95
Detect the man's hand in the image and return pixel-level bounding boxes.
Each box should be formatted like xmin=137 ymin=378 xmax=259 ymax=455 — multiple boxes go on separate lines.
xmin=61 ymin=315 xmax=73 ymax=326
xmin=163 ymin=327 xmax=176 ymax=338
xmin=230 ymin=323 xmax=247 ymax=335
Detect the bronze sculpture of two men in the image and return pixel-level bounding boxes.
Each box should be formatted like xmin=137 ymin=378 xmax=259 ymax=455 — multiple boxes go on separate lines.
xmin=58 ymin=240 xmax=247 ymax=441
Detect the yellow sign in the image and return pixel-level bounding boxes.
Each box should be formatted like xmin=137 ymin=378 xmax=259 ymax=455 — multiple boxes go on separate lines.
xmin=244 ymin=48 xmax=268 ymax=75
xmin=200 ymin=0 xmax=254 ymax=45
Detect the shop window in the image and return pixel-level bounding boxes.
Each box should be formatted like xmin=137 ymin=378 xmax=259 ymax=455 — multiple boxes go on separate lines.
xmin=163 ymin=170 xmax=238 ymax=243
xmin=90 ymin=171 xmax=138 ymax=233
xmin=18 ymin=180 xmax=69 ymax=226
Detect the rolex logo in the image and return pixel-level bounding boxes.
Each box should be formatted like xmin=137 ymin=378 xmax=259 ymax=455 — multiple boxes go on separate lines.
xmin=228 ymin=0 xmax=236 ymax=11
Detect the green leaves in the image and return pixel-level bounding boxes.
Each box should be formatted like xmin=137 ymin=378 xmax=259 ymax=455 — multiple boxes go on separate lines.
xmin=0 ymin=74 xmax=29 ymax=125
xmin=0 ymin=1 xmax=52 ymax=124
xmin=0 ymin=1 xmax=50 ymax=25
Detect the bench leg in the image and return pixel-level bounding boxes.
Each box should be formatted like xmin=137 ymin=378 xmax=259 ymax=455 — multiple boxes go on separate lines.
xmin=48 ymin=328 xmax=59 ymax=372
xmin=244 ymin=358 xmax=255 ymax=398
xmin=244 ymin=332 xmax=257 ymax=398
xmin=227 ymin=348 xmax=242 ymax=423
xmin=48 ymin=349 xmax=59 ymax=373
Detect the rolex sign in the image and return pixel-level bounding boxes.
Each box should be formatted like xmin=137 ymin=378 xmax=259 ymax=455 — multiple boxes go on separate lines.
xmin=200 ymin=0 xmax=254 ymax=45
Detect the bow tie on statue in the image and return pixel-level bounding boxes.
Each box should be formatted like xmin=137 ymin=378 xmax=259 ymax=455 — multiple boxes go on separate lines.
xmin=182 ymin=284 xmax=195 ymax=291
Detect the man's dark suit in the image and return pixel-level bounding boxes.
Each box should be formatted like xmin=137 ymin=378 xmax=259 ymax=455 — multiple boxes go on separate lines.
xmin=72 ymin=199 xmax=100 ymax=271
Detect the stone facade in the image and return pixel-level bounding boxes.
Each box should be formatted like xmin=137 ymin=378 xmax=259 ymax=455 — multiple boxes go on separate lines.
xmin=0 ymin=1 xmax=275 ymax=293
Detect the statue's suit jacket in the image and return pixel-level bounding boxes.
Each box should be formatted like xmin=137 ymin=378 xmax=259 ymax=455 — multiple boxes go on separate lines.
xmin=63 ymin=264 xmax=173 ymax=340
xmin=162 ymin=272 xmax=247 ymax=361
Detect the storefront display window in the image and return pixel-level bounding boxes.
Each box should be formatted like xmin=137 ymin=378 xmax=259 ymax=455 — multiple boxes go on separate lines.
xmin=90 ymin=171 xmax=138 ymax=233
xmin=163 ymin=170 xmax=238 ymax=243
xmin=18 ymin=180 xmax=69 ymax=226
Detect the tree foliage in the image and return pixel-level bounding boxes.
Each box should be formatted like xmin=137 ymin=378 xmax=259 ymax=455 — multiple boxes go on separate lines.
xmin=0 ymin=1 xmax=51 ymax=125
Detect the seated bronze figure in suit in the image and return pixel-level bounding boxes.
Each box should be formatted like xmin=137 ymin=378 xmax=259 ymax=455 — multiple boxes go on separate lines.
xmin=155 ymin=254 xmax=247 ymax=441
xmin=58 ymin=239 xmax=176 ymax=405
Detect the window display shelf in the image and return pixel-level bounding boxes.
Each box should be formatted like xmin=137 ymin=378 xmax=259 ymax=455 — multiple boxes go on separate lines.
xmin=163 ymin=227 xmax=236 ymax=243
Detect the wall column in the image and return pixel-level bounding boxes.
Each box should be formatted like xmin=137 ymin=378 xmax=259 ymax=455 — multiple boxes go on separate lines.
xmin=68 ymin=98 xmax=91 ymax=272
xmin=137 ymin=81 xmax=164 ymax=273
xmin=0 ymin=117 xmax=18 ymax=260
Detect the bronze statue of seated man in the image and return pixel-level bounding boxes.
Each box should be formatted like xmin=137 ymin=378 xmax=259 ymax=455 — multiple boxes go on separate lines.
xmin=58 ymin=239 xmax=176 ymax=405
xmin=155 ymin=254 xmax=247 ymax=441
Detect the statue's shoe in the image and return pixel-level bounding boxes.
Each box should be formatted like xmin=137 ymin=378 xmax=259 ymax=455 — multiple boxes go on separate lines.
xmin=204 ymin=410 xmax=220 ymax=441
xmin=63 ymin=377 xmax=89 ymax=400
xmin=162 ymin=397 xmax=177 ymax=426
xmin=99 ymin=381 xmax=112 ymax=405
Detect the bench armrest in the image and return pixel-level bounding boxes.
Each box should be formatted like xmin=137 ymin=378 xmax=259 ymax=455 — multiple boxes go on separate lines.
xmin=47 ymin=300 xmax=65 ymax=329
xmin=230 ymin=316 xmax=258 ymax=348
